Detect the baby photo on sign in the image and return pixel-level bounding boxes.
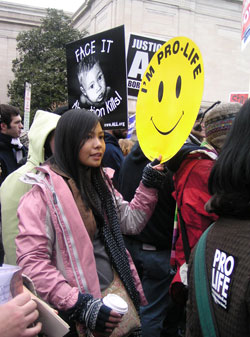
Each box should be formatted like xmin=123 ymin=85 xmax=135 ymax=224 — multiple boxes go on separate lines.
xmin=66 ymin=25 xmax=128 ymax=130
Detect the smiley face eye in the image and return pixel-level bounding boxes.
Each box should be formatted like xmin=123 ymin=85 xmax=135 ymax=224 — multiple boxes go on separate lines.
xmin=176 ymin=75 xmax=181 ymax=98
xmin=158 ymin=81 xmax=164 ymax=102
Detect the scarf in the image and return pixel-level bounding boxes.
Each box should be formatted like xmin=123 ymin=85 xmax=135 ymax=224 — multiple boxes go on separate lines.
xmin=50 ymin=163 xmax=141 ymax=336
xmin=92 ymin=172 xmax=142 ymax=336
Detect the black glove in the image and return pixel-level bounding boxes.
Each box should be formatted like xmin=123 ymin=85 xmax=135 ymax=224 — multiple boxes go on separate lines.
xmin=95 ymin=304 xmax=112 ymax=331
xmin=142 ymin=159 xmax=168 ymax=189
xmin=68 ymin=293 xmax=111 ymax=332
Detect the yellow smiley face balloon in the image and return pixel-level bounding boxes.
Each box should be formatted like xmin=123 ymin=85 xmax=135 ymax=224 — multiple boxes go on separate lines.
xmin=136 ymin=36 xmax=204 ymax=162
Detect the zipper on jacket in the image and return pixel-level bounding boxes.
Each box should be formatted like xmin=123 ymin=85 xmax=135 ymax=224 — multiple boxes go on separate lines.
xmin=53 ymin=192 xmax=57 ymax=204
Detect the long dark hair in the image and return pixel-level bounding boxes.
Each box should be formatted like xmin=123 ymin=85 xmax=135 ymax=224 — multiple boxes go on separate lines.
xmin=52 ymin=109 xmax=141 ymax=315
xmin=53 ymin=108 xmax=107 ymax=218
xmin=208 ymin=99 xmax=250 ymax=218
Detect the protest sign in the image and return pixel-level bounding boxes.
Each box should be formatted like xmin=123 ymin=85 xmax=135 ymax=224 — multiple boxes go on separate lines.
xmin=66 ymin=25 xmax=128 ymax=130
xmin=24 ymin=287 xmax=70 ymax=337
xmin=0 ymin=264 xmax=22 ymax=304
xmin=127 ymin=114 xmax=136 ymax=139
xmin=136 ymin=36 xmax=204 ymax=162
xmin=23 ymin=82 xmax=31 ymax=131
xmin=127 ymin=34 xmax=165 ymax=98
xmin=242 ymin=0 xmax=250 ymax=50
xmin=229 ymin=92 xmax=248 ymax=104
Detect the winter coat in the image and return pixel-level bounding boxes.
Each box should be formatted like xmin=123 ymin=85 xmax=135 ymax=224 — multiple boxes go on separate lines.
xmin=118 ymin=141 xmax=175 ymax=249
xmin=16 ymin=164 xmax=158 ymax=311
xmin=0 ymin=133 xmax=27 ymax=185
xmin=186 ymin=217 xmax=250 ymax=337
xmin=166 ymin=144 xmax=218 ymax=287
xmin=173 ymin=150 xmax=218 ymax=268
xmin=1 ymin=110 xmax=60 ymax=265
xmin=102 ymin=132 xmax=124 ymax=188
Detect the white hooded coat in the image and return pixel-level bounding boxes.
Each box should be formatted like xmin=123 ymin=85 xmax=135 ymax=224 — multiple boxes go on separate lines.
xmin=1 ymin=110 xmax=60 ymax=265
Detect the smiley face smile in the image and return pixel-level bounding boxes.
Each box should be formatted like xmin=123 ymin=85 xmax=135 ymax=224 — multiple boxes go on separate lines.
xmin=150 ymin=111 xmax=184 ymax=135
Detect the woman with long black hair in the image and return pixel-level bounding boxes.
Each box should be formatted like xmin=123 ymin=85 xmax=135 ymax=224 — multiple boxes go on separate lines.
xmin=186 ymin=99 xmax=250 ymax=337
xmin=16 ymin=109 xmax=166 ymax=337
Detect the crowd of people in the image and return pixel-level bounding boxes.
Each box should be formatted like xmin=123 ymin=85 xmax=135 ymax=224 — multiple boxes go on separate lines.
xmin=0 ymin=98 xmax=249 ymax=337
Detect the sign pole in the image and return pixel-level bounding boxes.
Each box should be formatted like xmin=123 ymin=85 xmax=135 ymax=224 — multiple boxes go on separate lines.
xmin=23 ymin=82 xmax=31 ymax=132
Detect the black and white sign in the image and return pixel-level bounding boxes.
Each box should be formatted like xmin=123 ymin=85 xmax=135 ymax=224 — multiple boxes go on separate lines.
xmin=127 ymin=34 xmax=165 ymax=98
xmin=66 ymin=25 xmax=128 ymax=130
xmin=211 ymin=248 xmax=236 ymax=310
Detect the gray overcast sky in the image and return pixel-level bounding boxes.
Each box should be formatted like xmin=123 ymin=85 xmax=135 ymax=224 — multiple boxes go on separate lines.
xmin=3 ymin=0 xmax=84 ymax=12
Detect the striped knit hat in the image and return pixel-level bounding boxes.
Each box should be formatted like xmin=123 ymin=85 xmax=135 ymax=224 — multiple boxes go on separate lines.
xmin=204 ymin=102 xmax=241 ymax=152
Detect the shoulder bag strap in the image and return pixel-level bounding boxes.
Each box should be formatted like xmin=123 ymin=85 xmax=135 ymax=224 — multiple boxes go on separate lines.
xmin=194 ymin=223 xmax=220 ymax=337
xmin=178 ymin=208 xmax=191 ymax=263
xmin=177 ymin=159 xmax=201 ymax=264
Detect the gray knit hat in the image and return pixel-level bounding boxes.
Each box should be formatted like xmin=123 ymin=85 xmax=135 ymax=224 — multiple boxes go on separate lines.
xmin=204 ymin=102 xmax=241 ymax=151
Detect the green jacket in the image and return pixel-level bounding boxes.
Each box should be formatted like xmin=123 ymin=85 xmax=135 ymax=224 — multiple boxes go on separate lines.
xmin=1 ymin=110 xmax=60 ymax=265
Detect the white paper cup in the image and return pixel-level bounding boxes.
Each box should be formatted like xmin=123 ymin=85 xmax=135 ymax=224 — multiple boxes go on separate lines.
xmin=102 ymin=294 xmax=128 ymax=315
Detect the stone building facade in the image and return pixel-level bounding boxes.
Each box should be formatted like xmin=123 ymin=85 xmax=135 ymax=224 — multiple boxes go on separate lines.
xmin=0 ymin=1 xmax=47 ymax=103
xmin=72 ymin=0 xmax=249 ymax=112
xmin=0 ymin=0 xmax=249 ymax=113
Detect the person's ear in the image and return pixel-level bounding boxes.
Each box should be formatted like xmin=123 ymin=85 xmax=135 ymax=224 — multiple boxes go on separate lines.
xmin=0 ymin=122 xmax=7 ymax=132
xmin=80 ymin=86 xmax=87 ymax=96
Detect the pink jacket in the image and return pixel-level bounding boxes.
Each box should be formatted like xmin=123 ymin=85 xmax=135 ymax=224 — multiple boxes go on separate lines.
xmin=16 ymin=165 xmax=158 ymax=311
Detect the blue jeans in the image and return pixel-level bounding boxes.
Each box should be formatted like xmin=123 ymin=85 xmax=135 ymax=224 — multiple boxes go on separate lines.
xmin=124 ymin=237 xmax=180 ymax=337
